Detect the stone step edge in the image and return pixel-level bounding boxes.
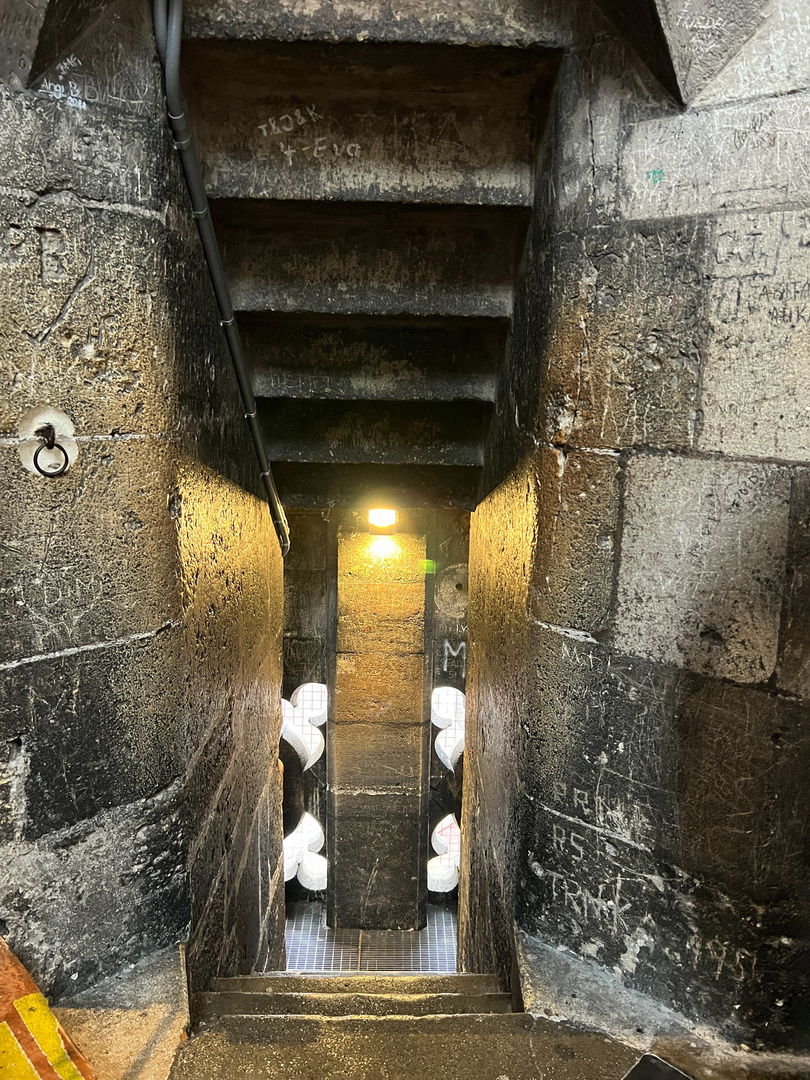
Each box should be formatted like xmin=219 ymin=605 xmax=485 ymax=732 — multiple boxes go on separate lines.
xmin=195 ymin=992 xmax=512 ymax=1016
xmin=213 ymin=973 xmax=499 ymax=985
xmin=209 ymin=976 xmax=501 ymax=989
xmin=198 ymin=1011 xmax=525 ymax=1024
xmin=207 ymin=188 xmax=533 ymax=210
xmin=198 ymin=1012 xmax=533 ymax=1030
xmin=201 ymin=991 xmax=510 ymax=999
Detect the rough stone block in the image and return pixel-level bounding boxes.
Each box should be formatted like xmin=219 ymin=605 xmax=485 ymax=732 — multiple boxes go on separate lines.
xmin=0 ymin=736 xmax=25 ymax=843
xmin=334 ymin=652 xmax=424 ymax=724
xmin=620 ymin=90 xmax=810 ymax=221
xmin=215 ymin=199 xmax=527 ymax=319
xmin=0 ymin=784 xmax=188 ymax=999
xmin=188 ymin=762 xmax=245 ymax=930
xmin=283 ymin=637 xmax=325 ymax=693
xmin=698 ymin=210 xmax=810 ymax=461
xmin=524 ymin=626 xmax=679 ymax=854
xmin=540 ymin=219 xmax=710 ymax=451
xmin=174 ymin=463 xmax=284 ymax=753
xmin=0 ymin=191 xmax=181 ymax=437
xmin=247 ymin=314 xmax=502 ymax=404
xmin=27 ymin=0 xmax=160 ymax=116
xmin=614 ymin=454 xmax=790 ymax=682
xmin=519 ymin=636 xmax=805 ymax=1040
xmin=275 ymin=461 xmax=482 ymax=510
xmin=673 ymin=674 xmax=810 ymax=902
xmin=183 ymin=40 xmax=554 ymax=208
xmin=257 ymin=792 xmax=272 ymax=917
xmin=284 ymin=513 xmax=331 ymax=571
xmin=184 ymin=716 xmax=236 ymax=854
xmin=285 ymin=569 xmax=329 ymax=640
xmin=0 ymin=631 xmax=182 ymax=838
xmin=465 ymin=460 xmax=539 ymax=868
xmin=654 ymin=0 xmax=769 ymax=103
xmin=0 ymin=185 xmax=247 ymax=495
xmin=258 ymin=855 xmax=286 ymax=972
xmin=183 ymin=0 xmax=585 ymax=53
xmin=0 ymin=440 xmax=179 ymax=664
xmin=531 ymin=448 xmax=620 ymax=633
xmin=692 ymin=0 xmax=810 ymax=107
xmin=332 ymin=520 xmax=427 ymax=928
xmin=329 ymin=790 xmax=424 ymax=930
xmin=0 ymin=2 xmax=48 ymax=88
xmin=0 ymin=90 xmax=168 ymax=207
xmin=337 ymin=529 xmax=427 ymax=584
xmin=432 ymin=540 xmax=468 ymax=691
xmin=337 ymin=581 xmax=425 ymax=653
xmin=536 ymin=47 xmax=620 ymax=232
xmin=186 ymin=858 xmax=228 ymax=992
xmin=227 ymin=824 xmax=262 ymax=974
xmin=262 ymin=398 xmax=486 ymax=467
xmin=330 ymin=720 xmax=425 ymax=792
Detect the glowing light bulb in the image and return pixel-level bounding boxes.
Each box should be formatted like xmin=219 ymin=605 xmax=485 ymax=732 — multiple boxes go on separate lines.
xmin=368 ymin=508 xmax=397 ymax=529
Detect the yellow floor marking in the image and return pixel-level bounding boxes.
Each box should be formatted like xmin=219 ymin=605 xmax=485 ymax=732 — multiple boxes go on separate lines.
xmin=0 ymin=1019 xmax=41 ymax=1080
xmin=14 ymin=994 xmax=84 ymax=1080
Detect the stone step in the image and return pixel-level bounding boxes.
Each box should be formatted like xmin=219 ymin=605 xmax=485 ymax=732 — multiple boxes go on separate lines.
xmin=182 ymin=0 xmax=560 ymax=51
xmin=243 ymin=313 xmax=504 ymax=403
xmin=181 ymin=40 xmax=555 ymax=207
xmin=196 ymin=990 xmax=513 ymax=1019
xmin=213 ymin=199 xmax=529 ymax=318
xmin=271 ymin=462 xmax=481 ymax=509
xmin=259 ymin=399 xmax=489 ymax=466
xmin=211 ymin=973 xmax=501 ymax=995
xmin=170 ymin=1012 xmax=638 ymax=1080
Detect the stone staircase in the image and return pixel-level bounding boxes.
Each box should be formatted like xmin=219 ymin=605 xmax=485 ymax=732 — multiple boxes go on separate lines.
xmin=168 ymin=17 xmax=637 ymax=1080
xmin=178 ymin=31 xmax=558 ymax=509
xmin=170 ymin=972 xmax=639 ymax=1079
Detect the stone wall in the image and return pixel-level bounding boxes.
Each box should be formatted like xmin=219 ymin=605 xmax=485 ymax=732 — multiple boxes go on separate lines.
xmin=328 ymin=524 xmax=429 ymax=930
xmin=0 ymin=0 xmax=285 ymax=997
xmin=461 ymin=3 xmax=810 ymax=1055
xmin=283 ymin=511 xmax=335 ymax=700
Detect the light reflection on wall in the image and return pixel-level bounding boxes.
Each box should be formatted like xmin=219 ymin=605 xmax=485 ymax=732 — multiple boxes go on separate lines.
xmin=368 ymin=534 xmax=400 ymax=560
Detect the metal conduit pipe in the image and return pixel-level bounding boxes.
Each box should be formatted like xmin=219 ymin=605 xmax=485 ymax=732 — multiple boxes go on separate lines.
xmin=152 ymin=0 xmax=291 ymax=556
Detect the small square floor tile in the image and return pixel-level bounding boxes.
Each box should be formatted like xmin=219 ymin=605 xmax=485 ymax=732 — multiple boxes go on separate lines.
xmin=284 ymin=902 xmax=457 ymax=973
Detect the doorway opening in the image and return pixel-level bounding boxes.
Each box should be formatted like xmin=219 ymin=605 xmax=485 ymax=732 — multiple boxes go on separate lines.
xmin=278 ymin=508 xmax=469 ymax=972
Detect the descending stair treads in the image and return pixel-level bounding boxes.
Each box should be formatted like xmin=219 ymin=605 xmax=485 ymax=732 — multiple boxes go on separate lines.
xmin=171 ymin=975 xmax=638 ymax=1080
xmin=178 ymin=35 xmax=554 ymax=508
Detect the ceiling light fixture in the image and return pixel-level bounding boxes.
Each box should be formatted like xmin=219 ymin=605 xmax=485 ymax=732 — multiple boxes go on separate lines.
xmin=368 ymin=507 xmax=398 ymax=534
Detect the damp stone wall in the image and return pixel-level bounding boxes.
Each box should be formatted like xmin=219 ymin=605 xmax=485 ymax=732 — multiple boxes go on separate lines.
xmin=460 ymin=0 xmax=810 ymax=1058
xmin=0 ymin=0 xmax=285 ymax=997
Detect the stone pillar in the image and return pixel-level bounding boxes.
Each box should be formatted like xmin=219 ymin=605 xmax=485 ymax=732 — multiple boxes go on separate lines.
xmin=327 ymin=528 xmax=429 ymax=930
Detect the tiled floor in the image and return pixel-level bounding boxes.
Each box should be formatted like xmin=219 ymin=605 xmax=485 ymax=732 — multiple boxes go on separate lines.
xmin=285 ymin=902 xmax=457 ymax=973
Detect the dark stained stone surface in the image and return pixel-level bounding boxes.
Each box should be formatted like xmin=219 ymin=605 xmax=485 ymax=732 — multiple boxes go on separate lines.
xmin=0 ymin=0 xmax=286 ymax=1002
xmin=214 ymin=199 xmax=530 ymax=319
xmin=246 ymin=314 xmax=503 ymax=403
xmin=463 ymin=30 xmax=810 ymax=1056
xmin=259 ymin=399 xmax=489 ymax=467
xmin=182 ymin=40 xmax=557 ymax=207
